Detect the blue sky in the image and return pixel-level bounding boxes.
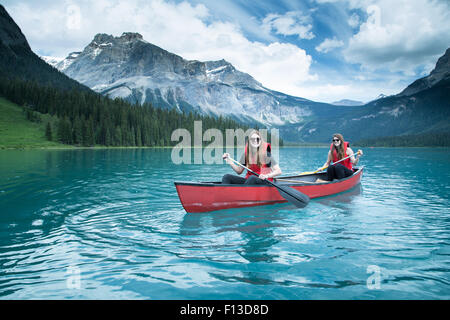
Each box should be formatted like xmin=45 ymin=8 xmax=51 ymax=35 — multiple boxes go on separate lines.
xmin=3 ymin=0 xmax=450 ymax=103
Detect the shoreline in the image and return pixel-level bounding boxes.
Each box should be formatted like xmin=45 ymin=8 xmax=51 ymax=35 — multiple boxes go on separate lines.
xmin=1 ymin=145 xmax=448 ymax=151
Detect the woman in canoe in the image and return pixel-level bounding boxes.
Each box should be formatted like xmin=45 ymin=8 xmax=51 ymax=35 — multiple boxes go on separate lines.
xmin=222 ymin=130 xmax=282 ymax=184
xmin=316 ymin=133 xmax=363 ymax=182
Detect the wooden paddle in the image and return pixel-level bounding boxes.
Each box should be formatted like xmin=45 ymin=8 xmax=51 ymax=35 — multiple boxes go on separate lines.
xmin=298 ymin=150 xmax=362 ymax=176
xmin=226 ymin=157 xmax=310 ymax=208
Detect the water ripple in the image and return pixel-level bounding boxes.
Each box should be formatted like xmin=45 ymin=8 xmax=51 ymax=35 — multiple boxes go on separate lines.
xmin=0 ymin=148 xmax=449 ymax=299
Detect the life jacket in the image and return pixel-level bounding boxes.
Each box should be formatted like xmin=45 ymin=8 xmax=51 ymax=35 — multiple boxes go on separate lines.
xmin=330 ymin=141 xmax=353 ymax=170
xmin=244 ymin=142 xmax=273 ymax=181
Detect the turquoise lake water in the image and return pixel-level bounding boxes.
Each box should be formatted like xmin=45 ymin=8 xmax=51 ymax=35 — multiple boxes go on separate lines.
xmin=0 ymin=147 xmax=449 ymax=299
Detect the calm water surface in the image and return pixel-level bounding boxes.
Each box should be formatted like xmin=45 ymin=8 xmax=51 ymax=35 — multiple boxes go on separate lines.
xmin=0 ymin=147 xmax=449 ymax=299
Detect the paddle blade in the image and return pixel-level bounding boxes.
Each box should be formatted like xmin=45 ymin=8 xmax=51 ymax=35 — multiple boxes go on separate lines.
xmin=275 ymin=184 xmax=310 ymax=208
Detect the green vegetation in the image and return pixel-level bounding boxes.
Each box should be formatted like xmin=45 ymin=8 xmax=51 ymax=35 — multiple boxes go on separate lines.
xmin=1 ymin=21 xmax=267 ymax=149
xmin=354 ymin=132 xmax=450 ymax=147
xmin=0 ymin=97 xmax=70 ymax=149
xmin=0 ymin=36 xmax=280 ymax=149
xmin=0 ymin=77 xmax=278 ymax=149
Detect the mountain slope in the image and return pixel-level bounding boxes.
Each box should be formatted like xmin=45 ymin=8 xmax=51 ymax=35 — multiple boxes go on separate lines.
xmin=0 ymin=5 xmax=89 ymax=92
xmin=281 ymin=74 xmax=450 ymax=142
xmin=398 ymin=48 xmax=450 ymax=97
xmin=0 ymin=96 xmax=66 ymax=149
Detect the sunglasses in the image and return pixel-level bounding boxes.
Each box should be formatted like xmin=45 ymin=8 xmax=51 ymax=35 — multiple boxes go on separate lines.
xmin=250 ymin=137 xmax=260 ymax=142
xmin=332 ymin=138 xmax=340 ymax=142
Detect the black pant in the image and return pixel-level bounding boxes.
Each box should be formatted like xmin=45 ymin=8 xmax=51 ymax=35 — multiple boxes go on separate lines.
xmin=326 ymin=163 xmax=353 ymax=181
xmin=222 ymin=174 xmax=269 ymax=185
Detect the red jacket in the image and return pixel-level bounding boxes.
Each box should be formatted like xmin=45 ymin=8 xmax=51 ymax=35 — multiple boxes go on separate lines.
xmin=330 ymin=141 xmax=352 ymax=170
xmin=244 ymin=142 xmax=273 ymax=181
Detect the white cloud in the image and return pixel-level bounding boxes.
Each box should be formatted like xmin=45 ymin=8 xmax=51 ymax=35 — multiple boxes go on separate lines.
xmin=295 ymin=77 xmax=406 ymax=103
xmin=5 ymin=0 xmax=445 ymax=104
xmin=343 ymin=0 xmax=450 ymax=75
xmin=315 ymin=37 xmax=344 ymax=53
xmin=261 ymin=11 xmax=315 ymax=40
xmin=4 ymin=0 xmax=317 ymax=98
xmin=348 ymin=12 xmax=360 ymax=28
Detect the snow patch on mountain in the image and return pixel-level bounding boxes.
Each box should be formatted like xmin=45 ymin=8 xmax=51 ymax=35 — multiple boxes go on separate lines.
xmin=107 ymin=86 xmax=132 ymax=99
xmin=206 ymin=65 xmax=227 ymax=74
xmin=351 ymin=114 xmax=376 ymax=121
xmin=380 ymin=104 xmax=406 ymax=117
xmin=40 ymin=55 xmax=63 ymax=67
xmin=55 ymin=52 xmax=81 ymax=71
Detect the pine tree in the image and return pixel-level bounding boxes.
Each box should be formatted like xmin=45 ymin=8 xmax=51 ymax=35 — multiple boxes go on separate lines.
xmin=81 ymin=119 xmax=88 ymax=146
xmin=87 ymin=117 xmax=95 ymax=146
xmin=105 ymin=126 xmax=112 ymax=146
xmin=57 ymin=117 xmax=71 ymax=144
xmin=72 ymin=116 xmax=82 ymax=145
xmin=0 ymin=76 xmax=253 ymax=148
xmin=45 ymin=122 xmax=52 ymax=141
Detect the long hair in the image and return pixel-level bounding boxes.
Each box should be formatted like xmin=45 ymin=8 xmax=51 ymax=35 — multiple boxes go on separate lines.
xmin=245 ymin=130 xmax=266 ymax=167
xmin=332 ymin=133 xmax=346 ymax=160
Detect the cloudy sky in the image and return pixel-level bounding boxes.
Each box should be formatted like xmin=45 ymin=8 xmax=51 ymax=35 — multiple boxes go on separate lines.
xmin=3 ymin=0 xmax=450 ymax=103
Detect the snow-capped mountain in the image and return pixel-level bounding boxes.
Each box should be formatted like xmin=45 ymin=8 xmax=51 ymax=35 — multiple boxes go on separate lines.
xmin=51 ymin=32 xmax=343 ymax=126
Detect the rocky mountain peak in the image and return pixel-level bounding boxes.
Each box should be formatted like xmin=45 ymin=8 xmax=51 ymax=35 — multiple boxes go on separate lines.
xmin=429 ymin=47 xmax=450 ymax=80
xmin=90 ymin=32 xmax=144 ymax=47
xmin=91 ymin=33 xmax=115 ymax=45
xmin=205 ymin=58 xmax=231 ymax=68
xmin=399 ymin=47 xmax=450 ymax=96
xmin=119 ymin=32 xmax=143 ymax=42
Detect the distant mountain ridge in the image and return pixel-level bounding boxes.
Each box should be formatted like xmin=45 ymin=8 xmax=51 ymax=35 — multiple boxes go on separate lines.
xmin=332 ymin=99 xmax=364 ymax=106
xmin=279 ymin=48 xmax=450 ymax=142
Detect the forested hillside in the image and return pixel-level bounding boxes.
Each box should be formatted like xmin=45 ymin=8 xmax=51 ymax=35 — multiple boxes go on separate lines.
xmin=0 ymin=77 xmax=256 ymax=147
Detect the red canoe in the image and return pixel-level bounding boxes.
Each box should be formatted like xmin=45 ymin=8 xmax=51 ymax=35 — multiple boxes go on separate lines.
xmin=174 ymin=167 xmax=364 ymax=213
